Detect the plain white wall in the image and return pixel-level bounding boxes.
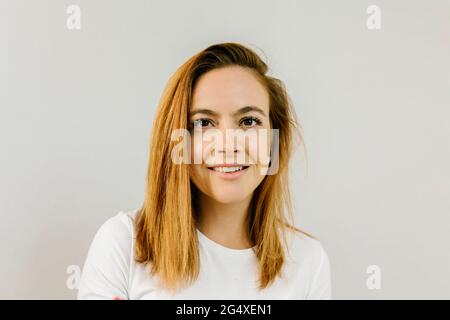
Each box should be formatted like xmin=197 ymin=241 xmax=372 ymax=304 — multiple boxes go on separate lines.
xmin=1 ymin=0 xmax=449 ymax=299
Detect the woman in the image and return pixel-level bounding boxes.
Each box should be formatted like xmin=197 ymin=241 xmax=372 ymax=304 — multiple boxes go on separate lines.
xmin=77 ymin=42 xmax=331 ymax=299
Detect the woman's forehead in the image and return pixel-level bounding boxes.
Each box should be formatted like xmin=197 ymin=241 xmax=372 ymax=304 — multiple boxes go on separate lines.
xmin=191 ymin=66 xmax=269 ymax=114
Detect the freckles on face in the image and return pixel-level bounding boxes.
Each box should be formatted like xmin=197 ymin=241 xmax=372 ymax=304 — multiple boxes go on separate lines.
xmin=188 ymin=66 xmax=272 ymax=204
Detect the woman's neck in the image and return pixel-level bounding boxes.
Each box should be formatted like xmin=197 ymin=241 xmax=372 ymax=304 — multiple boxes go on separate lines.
xmin=196 ymin=193 xmax=254 ymax=249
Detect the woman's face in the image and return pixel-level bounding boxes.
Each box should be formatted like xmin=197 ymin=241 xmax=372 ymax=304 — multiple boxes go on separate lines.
xmin=189 ymin=66 xmax=271 ymax=204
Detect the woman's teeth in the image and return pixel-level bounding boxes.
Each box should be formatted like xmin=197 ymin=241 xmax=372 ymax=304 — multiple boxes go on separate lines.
xmin=210 ymin=166 xmax=244 ymax=173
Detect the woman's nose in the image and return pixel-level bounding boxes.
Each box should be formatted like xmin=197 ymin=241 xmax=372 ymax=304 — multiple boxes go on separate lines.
xmin=215 ymin=126 xmax=245 ymax=160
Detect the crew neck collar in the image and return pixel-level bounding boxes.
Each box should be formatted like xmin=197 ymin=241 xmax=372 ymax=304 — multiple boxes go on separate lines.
xmin=196 ymin=228 xmax=256 ymax=255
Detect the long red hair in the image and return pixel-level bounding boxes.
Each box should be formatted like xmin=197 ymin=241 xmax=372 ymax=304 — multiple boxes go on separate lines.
xmin=135 ymin=42 xmax=310 ymax=292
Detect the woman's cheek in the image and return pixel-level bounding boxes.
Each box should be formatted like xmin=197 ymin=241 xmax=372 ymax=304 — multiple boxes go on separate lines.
xmin=250 ymin=129 xmax=271 ymax=167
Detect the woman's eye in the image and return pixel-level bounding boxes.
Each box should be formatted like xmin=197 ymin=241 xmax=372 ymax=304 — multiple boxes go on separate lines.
xmin=192 ymin=119 xmax=213 ymax=128
xmin=240 ymin=117 xmax=262 ymax=127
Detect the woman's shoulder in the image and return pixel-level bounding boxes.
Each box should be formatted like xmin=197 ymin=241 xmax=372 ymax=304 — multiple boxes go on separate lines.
xmin=82 ymin=208 xmax=141 ymax=278
xmin=280 ymin=229 xmax=331 ymax=299
xmin=283 ymin=227 xmax=329 ymax=267
xmin=77 ymin=208 xmax=140 ymax=299
xmin=95 ymin=208 xmax=139 ymax=240
xmin=283 ymin=227 xmax=332 ymax=299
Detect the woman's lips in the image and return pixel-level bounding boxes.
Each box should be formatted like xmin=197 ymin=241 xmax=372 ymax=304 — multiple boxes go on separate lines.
xmin=207 ymin=165 xmax=250 ymax=180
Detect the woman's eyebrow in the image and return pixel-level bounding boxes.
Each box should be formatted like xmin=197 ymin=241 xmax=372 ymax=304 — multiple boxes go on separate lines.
xmin=189 ymin=108 xmax=219 ymax=117
xmin=232 ymin=106 xmax=266 ymax=117
xmin=189 ymin=106 xmax=266 ymax=117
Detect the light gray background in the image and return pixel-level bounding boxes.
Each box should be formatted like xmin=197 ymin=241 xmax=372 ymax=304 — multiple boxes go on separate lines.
xmin=1 ymin=0 xmax=449 ymax=299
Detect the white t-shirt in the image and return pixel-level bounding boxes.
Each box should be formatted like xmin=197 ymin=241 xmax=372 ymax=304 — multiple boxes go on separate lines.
xmin=77 ymin=209 xmax=332 ymax=300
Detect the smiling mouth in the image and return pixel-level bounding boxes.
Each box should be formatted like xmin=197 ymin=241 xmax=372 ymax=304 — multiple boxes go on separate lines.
xmin=207 ymin=166 xmax=250 ymax=173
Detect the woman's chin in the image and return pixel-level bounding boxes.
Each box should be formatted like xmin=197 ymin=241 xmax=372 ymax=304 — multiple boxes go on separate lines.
xmin=209 ymin=189 xmax=252 ymax=204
